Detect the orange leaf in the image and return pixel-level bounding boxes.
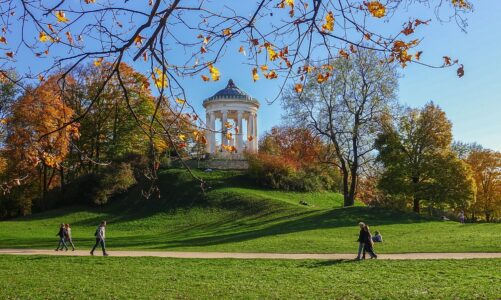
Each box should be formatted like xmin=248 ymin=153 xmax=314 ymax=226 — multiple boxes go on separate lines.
xmin=134 ymin=35 xmax=145 ymax=46
xmin=201 ymin=75 xmax=210 ymax=82
xmin=0 ymin=36 xmax=6 ymax=44
xmin=365 ymin=1 xmax=386 ymax=18
xmin=5 ymin=51 xmax=13 ymax=58
xmin=252 ymin=67 xmax=259 ymax=82
xmin=339 ymin=49 xmax=349 ymax=59
xmin=222 ymin=28 xmax=232 ymax=36
xmin=294 ymin=83 xmax=303 ymax=93
xmin=443 ymin=56 xmax=452 ymax=66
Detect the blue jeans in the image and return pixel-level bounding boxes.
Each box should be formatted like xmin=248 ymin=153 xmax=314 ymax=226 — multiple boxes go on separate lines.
xmin=91 ymin=238 xmax=107 ymax=255
xmin=356 ymin=242 xmax=364 ymax=259
xmin=57 ymin=237 xmax=68 ymax=250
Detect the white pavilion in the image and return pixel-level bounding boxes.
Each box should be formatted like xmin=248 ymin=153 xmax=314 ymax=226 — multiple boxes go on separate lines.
xmin=203 ymin=79 xmax=260 ymax=156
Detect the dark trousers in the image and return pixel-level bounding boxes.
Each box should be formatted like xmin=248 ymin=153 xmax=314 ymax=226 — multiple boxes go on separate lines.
xmin=91 ymin=238 xmax=106 ymax=254
xmin=363 ymin=243 xmax=377 ymax=259
xmin=56 ymin=237 xmax=68 ymax=250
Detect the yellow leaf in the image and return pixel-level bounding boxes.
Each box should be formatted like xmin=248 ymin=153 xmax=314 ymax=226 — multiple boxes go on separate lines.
xmin=85 ymin=0 xmax=96 ymax=3
xmin=178 ymin=134 xmax=186 ymax=141
xmin=55 ymin=11 xmax=69 ymax=23
xmin=322 ymin=11 xmax=335 ymax=32
xmin=39 ymin=32 xmax=50 ymax=42
xmin=94 ymin=57 xmax=104 ymax=66
xmin=153 ymin=67 xmax=169 ymax=89
xmin=222 ymin=28 xmax=231 ymax=36
xmin=365 ymin=1 xmax=386 ymax=18
xmin=208 ymin=64 xmax=220 ymax=81
xmin=252 ymin=67 xmax=259 ymax=82
xmin=176 ymin=98 xmax=185 ymax=104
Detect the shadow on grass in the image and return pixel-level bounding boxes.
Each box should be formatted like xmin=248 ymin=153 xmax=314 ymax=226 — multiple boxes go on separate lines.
xmin=299 ymin=259 xmax=358 ymax=268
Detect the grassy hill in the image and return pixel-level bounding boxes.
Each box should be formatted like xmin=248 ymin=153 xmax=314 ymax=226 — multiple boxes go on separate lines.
xmin=0 ymin=168 xmax=500 ymax=253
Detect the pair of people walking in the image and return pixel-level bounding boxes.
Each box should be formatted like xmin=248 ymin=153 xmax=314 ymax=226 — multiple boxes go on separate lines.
xmin=55 ymin=223 xmax=75 ymax=251
xmin=54 ymin=221 xmax=108 ymax=256
xmin=356 ymin=222 xmax=379 ymax=260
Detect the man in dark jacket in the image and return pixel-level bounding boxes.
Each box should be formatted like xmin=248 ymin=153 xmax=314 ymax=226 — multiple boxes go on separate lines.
xmin=55 ymin=223 xmax=68 ymax=251
xmin=355 ymin=222 xmax=365 ymax=260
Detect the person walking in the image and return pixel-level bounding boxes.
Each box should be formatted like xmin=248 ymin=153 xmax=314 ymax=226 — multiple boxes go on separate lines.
xmin=355 ymin=222 xmax=366 ymax=260
xmin=55 ymin=223 xmax=68 ymax=251
xmin=362 ymin=225 xmax=377 ymax=259
xmin=65 ymin=224 xmax=76 ymax=251
xmin=458 ymin=211 xmax=465 ymax=224
xmin=90 ymin=220 xmax=108 ymax=256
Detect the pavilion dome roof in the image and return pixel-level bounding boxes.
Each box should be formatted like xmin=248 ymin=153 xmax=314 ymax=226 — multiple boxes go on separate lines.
xmin=204 ymin=79 xmax=259 ymax=103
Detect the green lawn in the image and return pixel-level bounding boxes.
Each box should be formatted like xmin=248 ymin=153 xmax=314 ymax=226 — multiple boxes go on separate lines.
xmin=0 ymin=169 xmax=500 ymax=253
xmin=0 ymin=255 xmax=500 ymax=299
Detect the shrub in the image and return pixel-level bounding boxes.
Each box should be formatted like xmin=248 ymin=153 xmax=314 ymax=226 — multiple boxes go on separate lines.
xmin=247 ymin=153 xmax=341 ymax=192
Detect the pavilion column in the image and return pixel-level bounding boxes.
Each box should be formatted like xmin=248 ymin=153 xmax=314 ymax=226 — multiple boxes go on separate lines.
xmin=205 ymin=112 xmax=211 ymax=153
xmin=247 ymin=113 xmax=254 ymax=152
xmin=253 ymin=113 xmax=258 ymax=152
xmin=209 ymin=111 xmax=216 ymax=153
xmin=221 ymin=110 xmax=228 ymax=148
xmin=237 ymin=111 xmax=243 ymax=152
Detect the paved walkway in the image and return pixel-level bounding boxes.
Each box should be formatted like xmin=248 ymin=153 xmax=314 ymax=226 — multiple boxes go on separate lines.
xmin=1 ymin=249 xmax=500 ymax=260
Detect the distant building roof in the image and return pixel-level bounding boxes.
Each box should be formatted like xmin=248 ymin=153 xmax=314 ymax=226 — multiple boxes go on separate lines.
xmin=204 ymin=79 xmax=259 ymax=103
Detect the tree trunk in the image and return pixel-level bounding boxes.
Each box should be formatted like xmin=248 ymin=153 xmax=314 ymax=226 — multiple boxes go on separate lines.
xmin=42 ymin=164 xmax=48 ymax=209
xmin=342 ymin=170 xmax=351 ymax=207
xmin=412 ymin=176 xmax=420 ymax=213
xmin=346 ymin=171 xmax=356 ymax=207
xmin=60 ymin=167 xmax=65 ymax=190
xmin=413 ymin=198 xmax=420 ymax=214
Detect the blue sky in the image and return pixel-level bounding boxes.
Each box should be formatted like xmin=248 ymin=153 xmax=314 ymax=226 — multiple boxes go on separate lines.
xmin=6 ymin=1 xmax=501 ymax=150
xmin=181 ymin=1 xmax=501 ymax=150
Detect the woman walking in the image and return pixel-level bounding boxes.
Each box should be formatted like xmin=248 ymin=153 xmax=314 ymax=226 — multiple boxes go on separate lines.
xmin=362 ymin=224 xmax=377 ymax=259
xmin=65 ymin=224 xmax=76 ymax=251
xmin=55 ymin=223 xmax=68 ymax=251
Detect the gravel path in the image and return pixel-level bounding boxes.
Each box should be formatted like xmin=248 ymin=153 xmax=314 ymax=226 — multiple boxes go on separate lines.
xmin=1 ymin=249 xmax=500 ymax=260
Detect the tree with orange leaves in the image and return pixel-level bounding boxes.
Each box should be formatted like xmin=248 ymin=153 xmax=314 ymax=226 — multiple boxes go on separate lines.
xmin=259 ymin=126 xmax=324 ymax=165
xmin=4 ymin=75 xmax=78 ymax=206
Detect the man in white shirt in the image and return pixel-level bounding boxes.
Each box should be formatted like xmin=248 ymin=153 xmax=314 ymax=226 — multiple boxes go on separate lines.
xmin=90 ymin=220 xmax=108 ymax=256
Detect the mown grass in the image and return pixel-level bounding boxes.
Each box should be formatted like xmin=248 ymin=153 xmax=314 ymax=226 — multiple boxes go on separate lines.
xmin=0 ymin=255 xmax=500 ymax=299
xmin=0 ymin=168 xmax=500 ymax=253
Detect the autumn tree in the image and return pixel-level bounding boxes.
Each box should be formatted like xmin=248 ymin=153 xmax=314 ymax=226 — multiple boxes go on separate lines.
xmin=4 ymin=76 xmax=78 ymax=207
xmin=466 ymin=149 xmax=501 ymax=221
xmin=376 ymin=102 xmax=475 ymax=213
xmin=259 ymin=126 xmax=324 ymax=165
xmin=283 ymin=49 xmax=398 ymax=206
xmin=66 ymin=63 xmax=169 ymax=173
